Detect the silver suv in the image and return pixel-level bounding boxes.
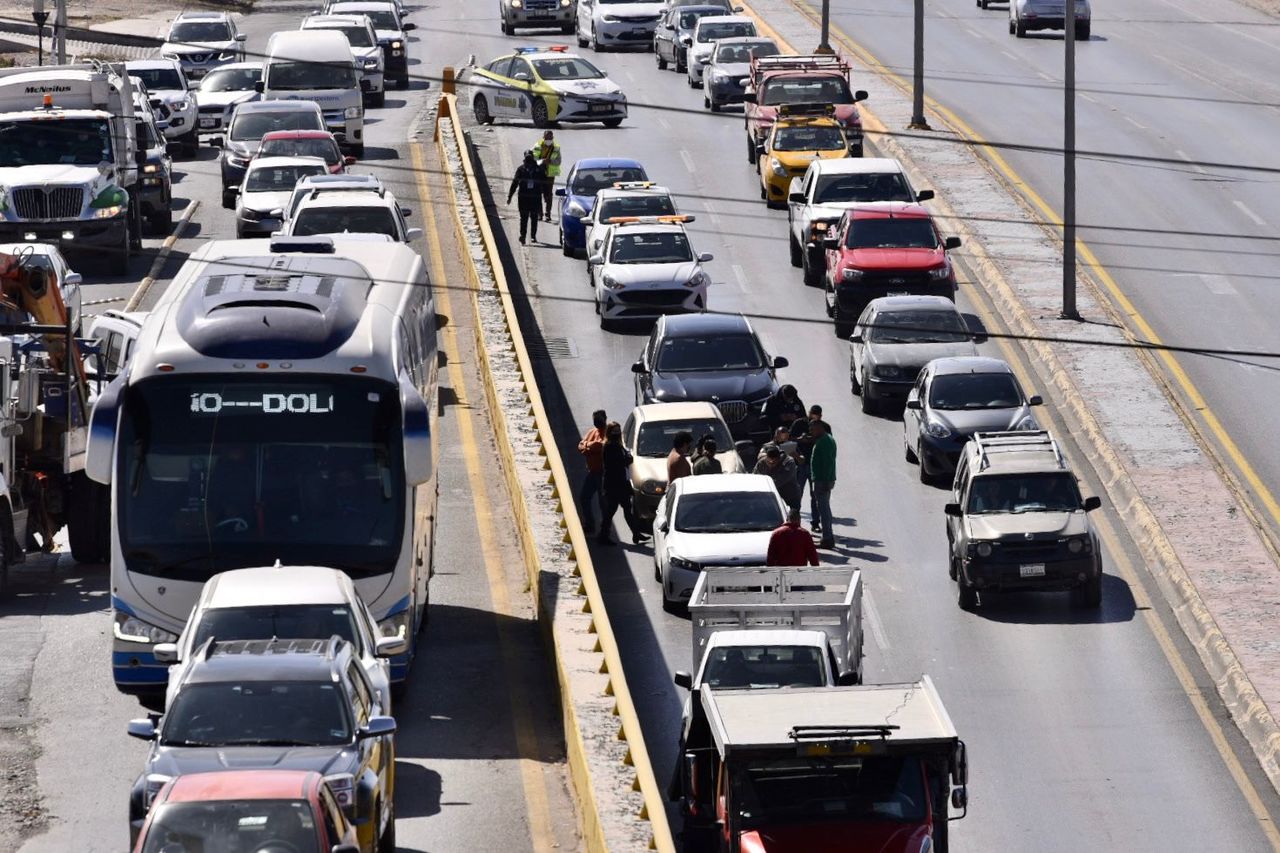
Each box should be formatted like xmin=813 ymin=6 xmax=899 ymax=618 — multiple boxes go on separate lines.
xmin=944 ymin=431 xmax=1103 ymax=611
xmin=161 ymin=11 xmax=246 ymax=81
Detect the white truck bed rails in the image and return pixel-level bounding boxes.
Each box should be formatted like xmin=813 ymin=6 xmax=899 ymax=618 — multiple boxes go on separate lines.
xmin=748 ymin=53 xmax=851 ymax=86
xmin=689 ymin=565 xmax=862 ymax=678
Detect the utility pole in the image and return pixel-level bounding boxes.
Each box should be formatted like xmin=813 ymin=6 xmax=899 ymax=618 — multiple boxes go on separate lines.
xmin=816 ymin=0 xmax=834 ymax=54
xmin=909 ymin=0 xmax=929 ymax=129
xmin=1061 ymin=0 xmax=1079 ymax=319
xmin=31 ymin=0 xmax=48 ymax=66
xmin=53 ymin=0 xmax=66 ymax=64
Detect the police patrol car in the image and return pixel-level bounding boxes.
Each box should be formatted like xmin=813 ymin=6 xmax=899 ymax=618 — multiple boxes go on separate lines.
xmin=588 ymin=215 xmax=712 ymax=328
xmin=470 ymin=46 xmax=628 ymax=128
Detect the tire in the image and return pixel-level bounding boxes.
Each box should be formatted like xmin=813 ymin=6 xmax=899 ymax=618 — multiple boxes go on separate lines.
xmin=1071 ymin=572 xmax=1103 ymax=608
xmin=378 ymin=801 xmax=396 ymax=853
xmin=398 ymin=74 xmax=409 ymax=89
xmin=948 ymin=552 xmax=959 ymax=581
xmin=759 ymin=182 xmax=766 ymax=201
xmin=590 ymin=25 xmax=600 ymax=51
xmin=918 ymin=449 xmax=934 ymax=484
xmin=221 ymin=187 xmax=236 ymax=210
xmin=802 ymin=252 xmax=824 ymax=287
xmin=1014 ymin=19 xmax=1026 ymax=37
xmin=687 ymin=74 xmax=697 ymax=89
xmin=352 ymin=143 xmax=364 ymax=158
xmin=68 ymin=472 xmax=105 ymax=564
xmin=602 ymin=118 xmax=622 ymax=128
xmin=834 ymin=308 xmax=854 ymax=340
xmin=860 ymin=388 xmax=878 ymax=415
xmin=473 ymin=94 xmax=494 ymax=125
xmin=904 ymin=438 xmax=918 ymax=463
xmin=1075 ymin=22 xmax=1090 ymax=40
xmin=562 ymin=235 xmax=573 ymax=257
xmin=789 ymin=233 xmax=803 ymax=268
xmin=576 ymin=24 xmax=588 ymax=47
xmin=849 ymin=362 xmax=861 ymax=395
xmin=532 ymin=97 xmax=550 ymax=128
xmin=656 ymin=50 xmax=667 ymax=70
xmin=746 ymin=135 xmax=757 ymax=164
xmin=958 ymin=580 xmax=977 ymax=611
xmin=147 ymin=205 xmax=172 ymax=236
xmin=501 ymin=18 xmax=512 ymax=35
xmin=662 ymin=594 xmax=681 ymax=614
xmin=110 ymin=226 xmax=131 ymax=275
xmin=371 ymin=89 xmax=386 ymax=108
xmin=562 ymin=23 xmax=575 ymax=35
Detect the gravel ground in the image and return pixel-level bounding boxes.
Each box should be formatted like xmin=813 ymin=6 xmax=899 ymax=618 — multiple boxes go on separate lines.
xmin=0 ymin=0 xmax=250 ymax=30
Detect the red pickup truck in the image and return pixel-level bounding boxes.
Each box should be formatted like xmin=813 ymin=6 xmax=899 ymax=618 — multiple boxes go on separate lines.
xmin=744 ymin=54 xmax=868 ymax=163
xmin=822 ymin=202 xmax=961 ymax=337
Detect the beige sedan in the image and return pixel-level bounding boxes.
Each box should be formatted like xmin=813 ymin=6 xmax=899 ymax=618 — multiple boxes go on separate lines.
xmin=621 ymin=401 xmax=747 ymax=520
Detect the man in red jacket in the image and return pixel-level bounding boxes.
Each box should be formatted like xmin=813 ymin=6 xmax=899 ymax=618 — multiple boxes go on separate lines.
xmin=766 ymin=508 xmax=819 ymax=566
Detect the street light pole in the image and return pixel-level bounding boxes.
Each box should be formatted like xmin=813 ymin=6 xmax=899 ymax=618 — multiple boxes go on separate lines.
xmin=53 ymin=0 xmax=65 ymax=64
xmin=1061 ymin=0 xmax=1079 ymax=319
xmin=32 ymin=0 xmax=48 ymax=66
xmin=816 ymin=0 xmax=834 ymax=54
xmin=909 ymin=0 xmax=929 ymax=129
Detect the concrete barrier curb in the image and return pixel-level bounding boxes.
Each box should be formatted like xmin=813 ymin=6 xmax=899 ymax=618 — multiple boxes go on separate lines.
xmin=124 ymin=199 xmax=199 ymax=312
xmin=433 ymin=94 xmax=675 ymax=853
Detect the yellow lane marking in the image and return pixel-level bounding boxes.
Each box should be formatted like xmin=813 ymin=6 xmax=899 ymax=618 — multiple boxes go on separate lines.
xmin=411 ymin=141 xmax=556 ymax=853
xmin=743 ymin=1 xmax=1280 ymax=842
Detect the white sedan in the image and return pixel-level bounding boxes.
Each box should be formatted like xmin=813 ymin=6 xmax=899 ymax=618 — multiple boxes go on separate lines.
xmin=229 ymin=155 xmax=329 ymax=237
xmin=588 ymin=217 xmax=711 ymax=328
xmin=652 ymin=473 xmax=787 ymax=611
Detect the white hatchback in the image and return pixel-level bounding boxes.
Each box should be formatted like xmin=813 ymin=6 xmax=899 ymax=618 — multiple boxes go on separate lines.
xmin=686 ymin=15 xmax=757 ymax=86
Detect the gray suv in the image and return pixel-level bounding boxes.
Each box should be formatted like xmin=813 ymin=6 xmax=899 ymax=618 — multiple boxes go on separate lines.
xmin=944 ymin=431 xmax=1103 ymax=610
xmin=126 ymin=637 xmax=397 ymax=853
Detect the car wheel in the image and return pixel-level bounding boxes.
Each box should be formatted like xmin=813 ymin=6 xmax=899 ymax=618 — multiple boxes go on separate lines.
xmin=602 ymin=117 xmax=622 ymax=128
xmin=759 ymin=182 xmax=766 ymax=201
xmin=562 ymin=236 xmax=573 ymax=257
xmin=1071 ymin=572 xmax=1103 ymax=608
xmin=687 ymin=74 xmax=697 ymax=89
xmin=860 ymin=387 xmax=878 ymax=415
xmin=802 ymin=253 xmax=824 ymax=287
xmin=147 ymin=205 xmax=173 ymax=235
xmin=662 ymin=594 xmax=681 ymax=614
xmin=501 ymin=17 xmax=512 ymax=35
xmin=1075 ymin=22 xmax=1090 ymax=40
xmin=1014 ymin=19 xmax=1026 ymax=37
xmin=904 ymin=436 xmax=918 ymax=463
xmin=110 ymin=226 xmax=131 ymax=275
xmin=746 ymin=134 xmax=757 ymax=164
xmin=918 ymin=448 xmax=935 ymax=483
xmin=656 ymin=49 xmax=667 ymax=70
xmin=653 ymin=554 xmax=662 ymax=583
xmin=473 ymin=94 xmax=494 ymax=125
xmin=948 ymin=552 xmax=959 ymax=581
xmin=531 ymin=97 xmax=550 ymax=128
xmin=371 ymin=89 xmax=386 ymax=108
xmin=590 ymin=25 xmax=601 ymax=51
xmin=978 ymin=0 xmax=988 ymax=7
xmin=378 ymin=800 xmax=396 ymax=853
xmin=958 ymin=580 xmax=978 ymax=611
xmin=789 ymin=233 xmax=803 ymax=267
xmin=834 ymin=308 xmax=854 ymax=340
xmin=576 ymin=23 xmax=588 ymax=47
xmin=849 ymin=361 xmax=861 ymax=395
xmin=561 ymin=22 xmax=575 ymax=34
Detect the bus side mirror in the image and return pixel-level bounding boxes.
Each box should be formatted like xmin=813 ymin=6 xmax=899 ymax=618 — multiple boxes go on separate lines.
xmin=254 ymin=80 xmax=264 ymax=93
xmin=674 ymin=671 xmax=692 ymax=689
xmin=400 ymin=373 xmax=433 ymax=487
xmin=86 ymin=374 xmax=125 ymax=485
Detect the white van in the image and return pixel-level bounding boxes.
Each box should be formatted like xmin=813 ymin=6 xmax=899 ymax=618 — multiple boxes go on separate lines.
xmin=261 ymin=29 xmax=365 ymax=155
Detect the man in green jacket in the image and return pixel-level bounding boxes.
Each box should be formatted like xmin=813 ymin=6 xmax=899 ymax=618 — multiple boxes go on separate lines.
xmin=809 ymin=420 xmax=837 ymax=548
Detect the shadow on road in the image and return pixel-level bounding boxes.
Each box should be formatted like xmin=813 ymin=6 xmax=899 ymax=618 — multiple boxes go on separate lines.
xmin=966 ymin=573 xmax=1136 ymax=625
xmin=393 ymin=761 xmax=442 ymax=819
xmin=0 ymin=555 xmax=109 ymax=619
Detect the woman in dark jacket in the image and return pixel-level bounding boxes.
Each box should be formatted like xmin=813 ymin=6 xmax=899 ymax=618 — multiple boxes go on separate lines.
xmin=599 ymin=421 xmax=648 ymax=545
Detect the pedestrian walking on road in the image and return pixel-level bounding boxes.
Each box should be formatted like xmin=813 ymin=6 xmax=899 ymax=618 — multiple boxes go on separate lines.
xmin=599 ymin=420 xmax=648 ymax=545
xmin=766 ymin=507 xmax=820 ymax=566
xmin=809 ymin=419 xmax=837 ymax=549
xmin=667 ymin=431 xmax=693 ymax=484
xmin=692 ymin=439 xmax=722 ymax=475
xmin=532 ymin=129 xmax=562 ymax=221
xmin=507 ymin=150 xmax=547 ymax=244
xmin=576 ymin=409 xmax=607 ymax=534
xmin=754 ymin=443 xmax=800 ymax=509
xmin=763 ymin=383 xmax=806 ymax=432
xmin=791 ymin=404 xmax=823 ymax=526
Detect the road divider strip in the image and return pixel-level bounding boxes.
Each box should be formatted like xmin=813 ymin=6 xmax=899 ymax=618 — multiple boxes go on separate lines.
xmin=432 ymin=93 xmax=675 ymax=853
xmin=739 ymin=0 xmax=1280 ymax=819
xmin=124 ymin=200 xmax=199 ymax=313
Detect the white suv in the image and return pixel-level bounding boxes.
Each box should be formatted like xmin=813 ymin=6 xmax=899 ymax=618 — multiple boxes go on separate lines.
xmin=577 ymin=0 xmax=668 ymax=51
xmin=160 ymin=11 xmax=245 ymax=82
xmin=302 ymin=14 xmax=386 ymax=107
xmin=125 ymin=59 xmax=200 ymax=157
xmin=284 ymin=185 xmax=422 ymax=242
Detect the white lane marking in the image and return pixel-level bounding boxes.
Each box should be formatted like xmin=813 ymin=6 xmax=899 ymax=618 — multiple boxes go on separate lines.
xmin=732 ymin=264 xmax=748 ymax=291
xmin=1200 ymin=274 xmax=1239 ymax=296
xmin=963 ymin=26 xmax=982 ymax=38
xmin=1001 ymin=49 xmax=1019 ymax=61
xmin=657 ymin=116 xmax=671 ymax=130
xmin=680 ymin=149 xmax=696 ymax=173
xmin=1036 ymin=70 xmax=1055 ymax=82
xmin=864 ymin=589 xmax=890 ymax=652
xmin=1080 ymin=92 xmax=1099 ymax=104
xmin=1233 ymin=200 xmax=1267 ymax=227
xmin=1175 ymin=149 xmax=1208 ymax=175
xmin=1123 ymin=115 xmax=1146 ymax=130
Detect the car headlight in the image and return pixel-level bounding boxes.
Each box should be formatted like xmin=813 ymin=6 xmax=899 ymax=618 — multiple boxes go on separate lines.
xmin=144 ymin=774 xmax=173 ymax=809
xmin=1066 ymin=537 xmax=1088 ymax=554
xmin=511 ymin=0 xmax=523 ymax=6
xmin=874 ymin=364 xmax=901 ymax=380
xmin=975 ymin=541 xmax=993 ymax=558
xmin=1014 ymin=414 xmax=1039 ymax=431
xmin=601 ymin=274 xmax=621 ymax=290
xmin=161 ymin=51 xmax=180 ymax=61
xmin=240 ymin=209 xmax=261 ymax=221
xmin=113 ymin=611 xmax=178 ymax=645
xmin=566 ymin=199 xmax=588 ymax=218
xmin=842 ymin=267 xmax=864 ymax=282
xmin=377 ymin=609 xmax=412 ymax=641
xmin=561 ymin=0 xmax=572 ymax=6
xmin=602 ymin=14 xmax=619 ymax=22
xmin=924 ymin=420 xmax=951 ymax=439
xmin=217 ymin=50 xmax=237 ymax=61
xmin=770 ymin=157 xmax=787 ymax=177
xmin=928 ymin=262 xmax=951 ymax=280
xmin=142 ymin=163 xmax=158 ymax=174
xmin=391 ymin=39 xmax=403 ymax=49
xmin=324 ymin=773 xmax=356 ymax=815
xmin=228 ymin=154 xmax=249 ymax=167
xmin=363 ymin=57 xmax=379 ymax=68
xmin=344 ymin=105 xmax=362 ymax=119
xmin=710 ymin=70 xmax=728 ymax=82
xmin=669 ymin=556 xmax=699 ymax=571
xmin=639 ymin=479 xmax=665 ymax=495
xmin=91 ymin=186 xmax=127 ymax=218
xmin=686 ymin=270 xmax=708 ymax=288
xmin=173 ymin=99 xmax=191 ymax=112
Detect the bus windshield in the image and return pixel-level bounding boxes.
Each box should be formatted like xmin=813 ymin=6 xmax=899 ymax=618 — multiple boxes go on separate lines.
xmin=117 ymin=374 xmax=405 ymax=583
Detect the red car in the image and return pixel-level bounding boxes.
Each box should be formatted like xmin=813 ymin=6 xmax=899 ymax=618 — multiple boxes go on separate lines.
xmin=256 ymin=130 xmax=355 ymax=174
xmin=132 ymin=770 xmax=361 ymax=853
xmin=822 ymin=202 xmax=961 ymax=337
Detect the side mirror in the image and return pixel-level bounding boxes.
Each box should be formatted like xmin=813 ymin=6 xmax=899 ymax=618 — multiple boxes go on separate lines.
xmin=358 ymin=716 xmax=397 ymax=739
xmin=400 ymin=207 xmax=413 ymax=217
xmin=822 ymin=235 xmax=838 ymax=249
xmin=210 ymin=136 xmax=224 ymax=148
xmin=581 ymin=216 xmax=594 ymax=226
xmin=86 ymin=374 xmax=124 ymax=484
xmin=697 ymin=252 xmax=713 ymax=263
xmin=235 ymin=33 xmax=247 ymax=41
xmin=679 ymin=35 xmax=692 ymax=46
xmin=344 ymin=155 xmax=357 ymax=166
xmin=850 ymin=333 xmax=863 ymax=344
xmin=943 ymin=502 xmax=963 ymax=517
xmin=734 ymin=4 xmax=745 ymax=9
xmin=222 ymin=191 xmax=237 ymax=210
xmin=152 ymin=643 xmax=179 ymax=664
xmin=268 ymin=208 xmax=284 ymax=218
xmin=405 ymin=227 xmax=424 ymax=241
xmin=673 ymin=671 xmax=693 ymax=690
xmin=788 ymin=191 xmax=805 ymax=204
xmin=951 ymin=787 xmax=968 ymax=811
xmin=916 ymin=189 xmax=935 ymax=202
xmin=657 ymin=521 xmax=669 ymax=533
xmin=65 ymin=271 xmax=82 ymax=286
xmin=1028 ymin=395 xmax=1043 ymax=406
xmin=165 ymin=142 xmax=183 ymax=157
xmin=375 ymin=635 xmax=409 ymax=658
xmin=630 ymin=361 xmax=647 ymax=374
xmin=854 ymin=89 xmax=869 ymax=101
xmin=514 ymin=72 xmax=532 ymax=83
xmin=402 ymin=21 xmax=417 ymax=30
xmin=951 ymin=740 xmax=968 ymax=785
xmin=905 ymin=398 xmax=922 ymax=410
xmin=836 ymin=670 xmax=860 ymax=686
xmin=400 ymin=373 xmax=433 ymax=486
xmin=742 ymin=91 xmax=756 ymax=103
xmin=333 ymin=844 xmax=361 ymax=853
xmin=772 ymin=356 xmax=788 ymax=369
xmin=1083 ymin=496 xmax=1102 ymax=512
xmin=253 ymin=80 xmax=264 ymax=93
xmin=699 ymin=56 xmax=711 ymax=64
xmin=555 ymin=187 xmax=566 ymax=196
xmin=588 ymin=253 xmax=604 ymax=265
xmin=755 ymin=142 xmax=766 ymax=155
xmin=126 ymin=719 xmax=157 ymax=741
xmin=944 ymin=236 xmax=962 ymax=250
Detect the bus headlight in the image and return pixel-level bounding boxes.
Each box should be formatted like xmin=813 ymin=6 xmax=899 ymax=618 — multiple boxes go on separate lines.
xmin=114 ymin=611 xmax=178 ymax=645
xmin=377 ymin=610 xmax=411 ymax=641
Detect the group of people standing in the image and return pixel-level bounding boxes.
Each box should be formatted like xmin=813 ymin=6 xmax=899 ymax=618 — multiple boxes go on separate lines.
xmin=505 ymin=129 xmax=562 ymax=244
xmin=574 ymin=384 xmax=840 ymax=551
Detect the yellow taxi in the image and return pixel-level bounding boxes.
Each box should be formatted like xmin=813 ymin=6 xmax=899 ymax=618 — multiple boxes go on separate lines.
xmin=756 ymin=104 xmax=850 ymax=208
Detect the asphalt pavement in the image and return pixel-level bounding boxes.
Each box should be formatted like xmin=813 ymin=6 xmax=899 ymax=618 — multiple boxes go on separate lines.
xmin=450 ymin=0 xmax=1280 ymax=847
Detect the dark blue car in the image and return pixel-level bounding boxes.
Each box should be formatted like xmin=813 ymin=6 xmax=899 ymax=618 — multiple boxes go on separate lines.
xmin=557 ymin=157 xmax=648 ymax=257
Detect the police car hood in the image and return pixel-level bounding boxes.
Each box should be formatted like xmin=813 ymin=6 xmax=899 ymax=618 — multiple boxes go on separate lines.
xmin=0 ymin=164 xmax=103 ymax=188
xmin=545 ymin=78 xmax=623 ymax=98
xmin=148 ymin=744 xmax=358 ymax=779
xmin=606 ymin=260 xmax=699 ymax=287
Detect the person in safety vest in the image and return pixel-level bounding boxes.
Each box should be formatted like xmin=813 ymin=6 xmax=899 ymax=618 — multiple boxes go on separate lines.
xmin=532 ymin=129 xmax=561 ymax=221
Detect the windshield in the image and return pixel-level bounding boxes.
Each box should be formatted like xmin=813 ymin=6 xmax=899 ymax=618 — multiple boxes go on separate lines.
xmin=362 ymin=10 xmax=399 ymax=28
xmin=845 ymin=217 xmax=937 ymax=249
xmin=966 ymin=472 xmax=1082 ymax=514
xmin=267 ymin=61 xmax=356 ymax=91
xmin=715 ymin=41 xmax=778 ymax=63
xmin=170 ymin=21 xmax=233 ymax=42
xmin=131 ymin=67 xmax=185 ymax=91
xmin=679 ymin=11 xmax=716 ymax=28
xmin=136 ymin=120 xmax=159 ymax=149
xmin=231 ymin=110 xmax=324 ymax=141
xmin=702 ymin=645 xmax=825 ymax=688
xmin=760 ymin=77 xmax=852 ymax=106
xmin=199 ymin=66 xmax=261 ymax=92
xmin=674 ymin=491 xmax=781 ymax=533
xmin=0 ymin=118 xmax=111 ymax=167
xmin=868 ymin=310 xmax=968 ymax=344
xmin=260 ymin=136 xmax=340 ymax=165
xmin=245 ymin=162 xmax=327 ymax=192
xmin=293 ymin=207 xmax=397 ymax=238
xmin=698 ymin=21 xmax=756 ymax=41
xmin=142 ymin=800 xmax=319 ymax=853
xmin=532 ymin=57 xmax=605 ymax=80
xmin=319 ymin=24 xmax=374 ymax=47
xmin=928 ymin=372 xmax=1021 ymax=410
xmin=609 ymin=231 xmax=692 ymax=264
xmin=570 ymin=166 xmax=648 ymax=195
xmin=193 ymin=605 xmax=361 ymax=653
xmin=739 ymin=757 xmax=928 ymax=828
xmin=773 ymin=125 xmax=845 ymax=152
xmin=597 ymin=195 xmax=676 ymax=221
xmin=813 ymin=173 xmax=913 ymax=205
xmin=636 ymin=418 xmax=731 ymax=457
xmin=656 ymin=334 xmax=764 ymax=372
xmin=162 ymin=681 xmax=351 ymax=746
xmin=117 ymin=375 xmax=405 ymax=583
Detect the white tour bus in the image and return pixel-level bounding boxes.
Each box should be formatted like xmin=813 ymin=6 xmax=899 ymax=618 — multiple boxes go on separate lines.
xmin=87 ymin=235 xmax=438 ymax=692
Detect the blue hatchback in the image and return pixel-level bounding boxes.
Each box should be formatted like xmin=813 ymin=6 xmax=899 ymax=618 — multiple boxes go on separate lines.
xmin=557 ymin=157 xmax=649 ymax=257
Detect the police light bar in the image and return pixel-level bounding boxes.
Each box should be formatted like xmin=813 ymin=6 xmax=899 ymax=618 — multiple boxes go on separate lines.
xmin=606 ymin=214 xmax=696 ymax=225
xmin=514 ymin=46 xmax=541 ymax=54
xmin=778 ymin=102 xmax=836 ymax=117
xmin=611 ymin=181 xmax=655 ymax=190
xmin=546 ymin=45 xmax=570 ymax=52
xmin=515 ymin=45 xmax=570 ymax=54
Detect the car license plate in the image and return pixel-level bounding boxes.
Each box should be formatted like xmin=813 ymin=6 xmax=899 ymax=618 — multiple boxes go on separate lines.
xmin=887 ymin=291 xmax=908 ymax=296
xmin=590 ymin=104 xmax=610 ymax=114
xmin=1020 ymin=563 xmax=1046 ymax=578
xmin=528 ymin=10 xmax=552 ymax=17
xmin=199 ymin=117 xmax=217 ymax=129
